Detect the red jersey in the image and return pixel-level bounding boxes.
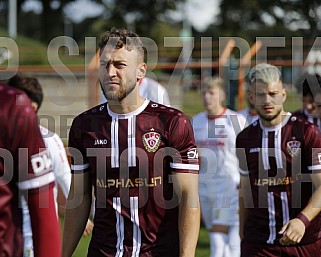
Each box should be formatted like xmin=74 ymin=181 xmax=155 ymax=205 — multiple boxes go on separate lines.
xmin=236 ymin=114 xmax=321 ymax=245
xmin=0 ymin=84 xmax=59 ymax=257
xmin=69 ymin=100 xmax=199 ymax=257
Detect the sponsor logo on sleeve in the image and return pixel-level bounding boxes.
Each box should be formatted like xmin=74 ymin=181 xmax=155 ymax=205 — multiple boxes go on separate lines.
xmin=187 ymin=148 xmax=198 ymax=159
xmin=31 ymin=150 xmax=52 ymax=174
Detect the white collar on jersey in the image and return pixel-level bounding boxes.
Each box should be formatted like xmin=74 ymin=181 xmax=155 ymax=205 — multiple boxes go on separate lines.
xmin=106 ymin=99 xmax=150 ymax=119
xmin=258 ymin=112 xmax=291 ymax=132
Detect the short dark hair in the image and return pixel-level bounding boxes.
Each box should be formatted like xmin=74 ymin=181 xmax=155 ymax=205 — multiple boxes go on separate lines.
xmin=98 ymin=27 xmax=144 ymax=62
xmin=7 ymin=74 xmax=43 ymax=109
xmin=295 ymin=72 xmax=321 ymax=98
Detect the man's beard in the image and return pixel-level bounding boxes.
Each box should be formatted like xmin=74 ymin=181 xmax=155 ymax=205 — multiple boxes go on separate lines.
xmin=257 ymin=108 xmax=282 ymax=122
xmin=101 ymin=81 xmax=136 ymax=102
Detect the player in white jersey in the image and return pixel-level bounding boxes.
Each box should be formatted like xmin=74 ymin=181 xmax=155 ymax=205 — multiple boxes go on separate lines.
xmin=139 ymin=77 xmax=171 ymax=106
xmin=7 ymin=75 xmax=93 ymax=257
xmin=20 ymin=126 xmax=71 ymax=257
xmin=193 ymin=77 xmax=245 ymax=257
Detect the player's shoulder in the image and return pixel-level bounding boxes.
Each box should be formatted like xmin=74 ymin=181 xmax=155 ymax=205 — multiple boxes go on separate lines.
xmin=287 ymin=114 xmax=313 ymax=128
xmin=72 ymin=102 xmax=108 ymax=126
xmin=39 ymin=125 xmax=55 ymax=137
xmin=288 ymin=114 xmax=320 ymax=137
xmin=226 ymin=108 xmax=246 ymax=121
xmin=192 ymin=111 xmax=206 ymax=121
xmin=145 ymin=101 xmax=186 ymax=118
xmin=237 ymin=118 xmax=260 ymax=139
xmin=39 ymin=125 xmax=64 ymax=146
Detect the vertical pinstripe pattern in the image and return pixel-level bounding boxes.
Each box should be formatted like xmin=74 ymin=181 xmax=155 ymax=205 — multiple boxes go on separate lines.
xmin=280 ymin=192 xmax=290 ymax=225
xmin=111 ymin=118 xmax=119 ymax=168
xmin=267 ymin=192 xmax=276 ymax=244
xmin=275 ymin=128 xmax=283 ymax=169
xmin=128 ymin=116 xmax=136 ymax=167
xmin=113 ymin=197 xmax=124 ymax=257
xmin=262 ymin=130 xmax=270 ymax=170
xmin=130 ymin=197 xmax=141 ymax=257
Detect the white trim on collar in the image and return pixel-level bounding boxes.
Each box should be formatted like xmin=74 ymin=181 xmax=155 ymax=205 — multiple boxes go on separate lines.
xmin=107 ymin=99 xmax=150 ymax=119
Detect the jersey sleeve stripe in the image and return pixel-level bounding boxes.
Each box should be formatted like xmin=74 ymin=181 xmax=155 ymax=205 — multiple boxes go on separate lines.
xmin=170 ymin=163 xmax=199 ymax=171
xmin=71 ymin=163 xmax=90 ymax=171
xmin=239 ymin=168 xmax=249 ymax=176
xmin=308 ymin=164 xmax=321 ymax=171
xmin=17 ymin=172 xmax=55 ymax=190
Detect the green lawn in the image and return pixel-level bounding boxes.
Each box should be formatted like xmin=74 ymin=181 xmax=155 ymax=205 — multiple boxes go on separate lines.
xmin=60 ymin=218 xmax=210 ymax=257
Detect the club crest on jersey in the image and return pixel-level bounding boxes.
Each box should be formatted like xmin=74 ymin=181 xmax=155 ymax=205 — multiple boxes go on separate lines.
xmin=142 ymin=130 xmax=161 ymax=152
xmin=287 ymin=140 xmax=301 ymax=157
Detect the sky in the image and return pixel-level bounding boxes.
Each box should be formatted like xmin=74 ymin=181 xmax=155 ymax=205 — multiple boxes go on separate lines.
xmin=21 ymin=0 xmax=220 ymax=32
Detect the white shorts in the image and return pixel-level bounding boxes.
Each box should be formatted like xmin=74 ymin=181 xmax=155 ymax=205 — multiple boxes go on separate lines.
xmin=199 ymin=182 xmax=239 ymax=229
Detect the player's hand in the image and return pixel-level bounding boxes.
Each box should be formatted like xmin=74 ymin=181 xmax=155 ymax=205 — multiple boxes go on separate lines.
xmin=82 ymin=219 xmax=94 ymax=237
xmin=278 ymin=218 xmax=305 ymax=245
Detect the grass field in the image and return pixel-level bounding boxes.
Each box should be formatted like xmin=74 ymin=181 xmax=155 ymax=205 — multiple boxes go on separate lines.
xmin=61 ymin=220 xmax=210 ymax=257
xmin=64 ymin=86 xmax=301 ymax=257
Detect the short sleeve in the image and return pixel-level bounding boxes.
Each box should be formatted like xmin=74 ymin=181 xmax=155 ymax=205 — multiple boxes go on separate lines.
xmin=68 ymin=116 xmax=91 ymax=173
xmin=236 ymin=134 xmax=249 ymax=176
xmin=168 ymin=114 xmax=199 ymax=173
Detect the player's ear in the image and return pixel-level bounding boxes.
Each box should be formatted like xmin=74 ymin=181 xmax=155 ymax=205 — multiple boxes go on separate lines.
xmin=220 ymin=88 xmax=226 ymax=103
xmin=248 ymin=85 xmax=255 ymax=105
xmin=31 ymin=102 xmax=39 ymax=112
xmin=282 ymin=88 xmax=287 ymax=103
xmin=137 ymin=63 xmax=146 ymax=81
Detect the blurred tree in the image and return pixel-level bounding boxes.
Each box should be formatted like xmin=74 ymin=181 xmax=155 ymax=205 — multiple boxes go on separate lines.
xmin=219 ymin=0 xmax=321 ymax=38
xmin=2 ymin=0 xmax=184 ymax=43
xmin=94 ymin=0 xmax=185 ymax=37
xmin=16 ymin=0 xmax=72 ymax=42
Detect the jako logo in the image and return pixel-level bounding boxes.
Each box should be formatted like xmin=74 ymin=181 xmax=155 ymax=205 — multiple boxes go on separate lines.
xmin=31 ymin=150 xmax=52 ymax=174
xmin=94 ymin=139 xmax=108 ymax=145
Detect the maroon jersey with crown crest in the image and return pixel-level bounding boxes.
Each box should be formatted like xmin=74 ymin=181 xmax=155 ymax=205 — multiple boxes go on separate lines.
xmin=236 ymin=114 xmax=321 ymax=245
xmin=69 ymin=100 xmax=199 ymax=257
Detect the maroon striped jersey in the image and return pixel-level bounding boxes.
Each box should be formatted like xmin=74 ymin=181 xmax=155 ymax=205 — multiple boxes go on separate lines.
xmin=236 ymin=114 xmax=321 ymax=245
xmin=0 ymin=84 xmax=55 ymax=256
xmin=69 ymin=100 xmax=199 ymax=257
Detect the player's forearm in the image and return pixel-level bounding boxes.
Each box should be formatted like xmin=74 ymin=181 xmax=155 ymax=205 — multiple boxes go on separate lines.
xmin=62 ymin=192 xmax=92 ymax=257
xmin=28 ymin=184 xmax=62 ymax=257
xmin=178 ymin=199 xmax=200 ymax=257
xmin=299 ymin=185 xmax=321 ymax=222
